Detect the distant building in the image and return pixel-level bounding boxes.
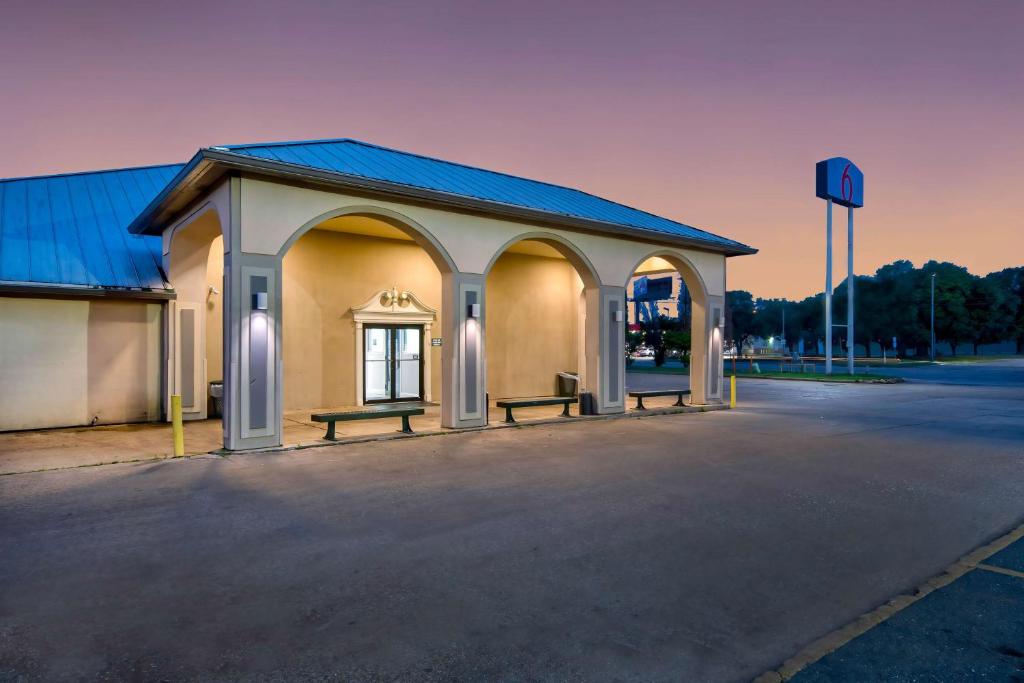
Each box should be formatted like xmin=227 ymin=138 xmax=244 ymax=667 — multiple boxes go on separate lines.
xmin=627 ymin=271 xmax=692 ymax=325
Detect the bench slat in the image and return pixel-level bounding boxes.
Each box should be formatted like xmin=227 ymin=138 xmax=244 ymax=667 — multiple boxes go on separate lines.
xmin=494 ymin=396 xmax=576 ymax=423
xmin=311 ymin=407 xmax=424 ymax=422
xmin=626 ymin=389 xmax=689 ymax=410
xmin=495 ymin=397 xmax=578 ymax=408
xmin=311 ymin=406 xmax=425 ymax=440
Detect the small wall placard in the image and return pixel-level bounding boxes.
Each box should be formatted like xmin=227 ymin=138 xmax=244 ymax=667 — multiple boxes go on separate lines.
xmin=431 ymin=338 xmax=443 ymax=346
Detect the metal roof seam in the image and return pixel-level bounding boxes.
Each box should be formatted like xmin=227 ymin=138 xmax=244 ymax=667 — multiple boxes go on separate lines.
xmin=54 ymin=176 xmax=93 ymax=286
xmin=111 ymin=170 xmax=160 ymax=287
xmin=79 ymin=174 xmax=126 ymax=289
xmin=41 ymin=176 xmax=62 ymax=283
xmin=0 ymin=162 xmax=184 ymax=185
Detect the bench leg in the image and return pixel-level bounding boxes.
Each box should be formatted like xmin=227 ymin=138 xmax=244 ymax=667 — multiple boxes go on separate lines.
xmin=324 ymin=422 xmax=336 ymax=441
xmin=504 ymin=407 xmax=516 ymax=424
xmin=400 ymin=415 xmax=414 ymax=434
xmin=561 ymin=401 xmax=571 ymax=417
xmin=635 ymin=396 xmax=645 ymax=410
xmin=673 ymin=394 xmax=685 ymax=407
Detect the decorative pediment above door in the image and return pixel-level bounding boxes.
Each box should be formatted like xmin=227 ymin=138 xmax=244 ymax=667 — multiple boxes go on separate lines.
xmin=351 ymin=287 xmax=437 ymax=325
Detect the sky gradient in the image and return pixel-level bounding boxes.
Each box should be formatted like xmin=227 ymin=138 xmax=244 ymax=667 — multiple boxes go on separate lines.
xmin=2 ymin=0 xmax=1021 ymax=299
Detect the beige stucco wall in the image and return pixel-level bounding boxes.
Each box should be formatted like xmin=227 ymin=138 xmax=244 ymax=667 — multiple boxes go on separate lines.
xmin=281 ymin=229 xmax=443 ymax=410
xmin=0 ymin=297 xmax=161 ymax=431
xmin=237 ymin=177 xmax=725 ymax=297
xmin=206 ymin=234 xmax=224 ymax=382
xmin=485 ymin=252 xmax=582 ymax=398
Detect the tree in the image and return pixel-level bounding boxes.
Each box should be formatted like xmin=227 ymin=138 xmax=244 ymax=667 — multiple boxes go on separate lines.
xmin=726 ymin=290 xmax=756 ymax=351
xmin=985 ymin=268 xmax=1024 ymax=353
xmin=625 ymin=330 xmax=644 ymax=367
xmin=724 ymin=258 xmax=1023 ymax=360
xmin=926 ymin=261 xmax=974 ymax=356
xmin=663 ymin=330 xmax=691 ymax=362
xmin=967 ymin=278 xmax=1012 ymax=354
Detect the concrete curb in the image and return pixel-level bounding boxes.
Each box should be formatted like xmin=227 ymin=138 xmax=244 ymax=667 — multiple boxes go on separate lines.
xmin=1 ymin=403 xmax=729 ymax=476
xmin=223 ymin=402 xmax=729 ymax=456
xmin=750 ymin=520 xmax=1024 ymax=683
xmin=731 ymin=375 xmax=904 ymax=384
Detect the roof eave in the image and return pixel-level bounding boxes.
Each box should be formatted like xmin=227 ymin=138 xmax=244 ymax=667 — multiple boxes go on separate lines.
xmin=0 ymin=281 xmax=175 ymax=300
xmin=129 ymin=149 xmax=758 ymax=256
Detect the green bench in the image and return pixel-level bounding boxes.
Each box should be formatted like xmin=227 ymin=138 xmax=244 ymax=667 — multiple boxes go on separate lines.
xmin=311 ymin=405 xmax=425 ymax=440
xmin=494 ymin=396 xmax=577 ymax=424
xmin=628 ymin=389 xmax=691 ymax=410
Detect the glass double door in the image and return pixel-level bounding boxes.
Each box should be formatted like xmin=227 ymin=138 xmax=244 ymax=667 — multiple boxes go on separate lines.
xmin=364 ymin=325 xmax=423 ymax=403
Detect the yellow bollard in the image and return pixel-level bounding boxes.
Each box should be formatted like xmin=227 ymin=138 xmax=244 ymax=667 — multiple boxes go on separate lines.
xmin=171 ymin=394 xmax=185 ymax=456
xmin=729 ymin=375 xmax=737 ymax=409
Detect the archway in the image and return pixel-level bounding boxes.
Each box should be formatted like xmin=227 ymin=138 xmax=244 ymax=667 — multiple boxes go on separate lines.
xmin=278 ymin=210 xmax=452 ymax=441
xmin=165 ymin=205 xmax=225 ymax=422
xmin=624 ymin=251 xmax=722 ymax=405
xmin=483 ymin=233 xmax=600 ymax=412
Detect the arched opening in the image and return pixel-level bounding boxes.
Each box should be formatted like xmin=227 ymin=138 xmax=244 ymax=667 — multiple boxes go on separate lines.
xmin=484 ymin=234 xmax=600 ymax=414
xmin=624 ymin=252 xmax=720 ymax=406
xmin=166 ymin=206 xmax=225 ymax=423
xmin=279 ymin=211 xmax=451 ymax=442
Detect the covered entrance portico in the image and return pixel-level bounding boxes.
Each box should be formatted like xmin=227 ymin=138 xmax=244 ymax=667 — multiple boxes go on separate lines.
xmin=139 ymin=140 xmax=753 ymax=451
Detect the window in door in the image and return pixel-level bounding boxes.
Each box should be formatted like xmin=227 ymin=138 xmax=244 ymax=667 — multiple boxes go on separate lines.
xmin=363 ymin=325 xmax=423 ymax=403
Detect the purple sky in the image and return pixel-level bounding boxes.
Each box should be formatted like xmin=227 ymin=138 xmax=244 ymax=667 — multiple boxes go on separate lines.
xmin=2 ymin=0 xmax=1021 ymax=298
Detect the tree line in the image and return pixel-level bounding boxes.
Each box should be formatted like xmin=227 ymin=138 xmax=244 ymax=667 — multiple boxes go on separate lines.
xmin=726 ymin=261 xmax=1024 ymax=357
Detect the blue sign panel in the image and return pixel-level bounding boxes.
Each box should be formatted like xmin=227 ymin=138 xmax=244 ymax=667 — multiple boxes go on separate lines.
xmin=633 ymin=275 xmax=672 ymax=302
xmin=634 ymin=276 xmax=648 ymax=301
xmin=815 ymin=157 xmax=864 ymax=208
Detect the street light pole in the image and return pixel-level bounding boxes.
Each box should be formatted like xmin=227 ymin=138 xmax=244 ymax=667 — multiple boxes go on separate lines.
xmin=930 ymin=273 xmax=936 ymax=362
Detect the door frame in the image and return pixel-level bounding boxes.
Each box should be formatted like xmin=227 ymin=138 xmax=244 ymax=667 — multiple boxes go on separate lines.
xmin=362 ymin=324 xmax=425 ymax=404
xmin=351 ymin=289 xmax=436 ymax=406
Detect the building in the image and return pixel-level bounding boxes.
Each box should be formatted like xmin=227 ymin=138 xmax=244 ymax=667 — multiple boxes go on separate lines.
xmin=627 ymin=271 xmax=692 ymax=326
xmin=0 ymin=138 xmax=756 ymax=449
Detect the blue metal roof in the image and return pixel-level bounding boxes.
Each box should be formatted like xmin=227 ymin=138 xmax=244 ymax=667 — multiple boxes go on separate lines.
xmin=220 ymin=138 xmax=751 ymax=251
xmin=0 ymin=137 xmax=752 ymax=292
xmin=0 ymin=164 xmax=183 ymax=291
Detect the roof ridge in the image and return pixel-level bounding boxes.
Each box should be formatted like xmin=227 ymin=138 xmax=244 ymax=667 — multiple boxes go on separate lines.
xmin=0 ymin=162 xmax=185 ymax=185
xmin=222 ymin=137 xmax=734 ymax=241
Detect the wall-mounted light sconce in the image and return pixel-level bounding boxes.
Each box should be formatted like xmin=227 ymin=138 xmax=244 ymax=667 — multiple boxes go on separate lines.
xmin=467 ymin=303 xmax=481 ymax=319
xmin=252 ymin=292 xmax=268 ymax=311
xmin=719 ymin=317 xmax=726 ymax=329
xmin=614 ymin=310 xmax=624 ymax=323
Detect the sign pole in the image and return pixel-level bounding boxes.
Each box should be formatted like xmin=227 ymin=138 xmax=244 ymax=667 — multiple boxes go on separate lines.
xmin=817 ymin=156 xmax=862 ymax=376
xmin=825 ymin=198 xmax=833 ymax=375
xmin=847 ymin=205 xmax=854 ymax=375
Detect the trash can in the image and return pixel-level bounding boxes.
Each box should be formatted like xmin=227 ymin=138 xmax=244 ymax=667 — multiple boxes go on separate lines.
xmin=208 ymin=381 xmax=224 ymax=418
xmin=579 ymin=391 xmax=596 ymax=415
xmin=557 ymin=371 xmax=579 ymax=397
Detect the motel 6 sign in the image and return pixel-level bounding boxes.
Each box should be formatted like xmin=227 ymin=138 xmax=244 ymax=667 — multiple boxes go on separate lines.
xmin=815 ymin=157 xmax=864 ymax=208
xmin=816 ymin=156 xmax=864 ymax=376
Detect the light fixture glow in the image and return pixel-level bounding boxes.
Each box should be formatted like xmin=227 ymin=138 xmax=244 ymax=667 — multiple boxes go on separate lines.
xmin=252 ymin=292 xmax=268 ymax=311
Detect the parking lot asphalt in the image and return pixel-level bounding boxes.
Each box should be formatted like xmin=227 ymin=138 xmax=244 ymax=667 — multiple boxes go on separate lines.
xmin=1 ymin=362 xmax=1022 ymax=681
xmin=791 ymin=535 xmax=1024 ymax=682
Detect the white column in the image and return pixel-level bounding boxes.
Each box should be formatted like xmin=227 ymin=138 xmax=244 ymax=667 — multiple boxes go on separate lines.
xmin=440 ymin=272 xmax=486 ymax=428
xmin=223 ymin=250 xmax=283 ymax=450
xmin=689 ymin=294 xmax=725 ymax=405
xmin=583 ymin=285 xmax=626 ymax=414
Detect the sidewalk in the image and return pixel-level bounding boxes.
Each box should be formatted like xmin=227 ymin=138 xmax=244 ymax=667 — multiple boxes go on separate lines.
xmin=0 ymin=395 xmax=713 ymax=475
